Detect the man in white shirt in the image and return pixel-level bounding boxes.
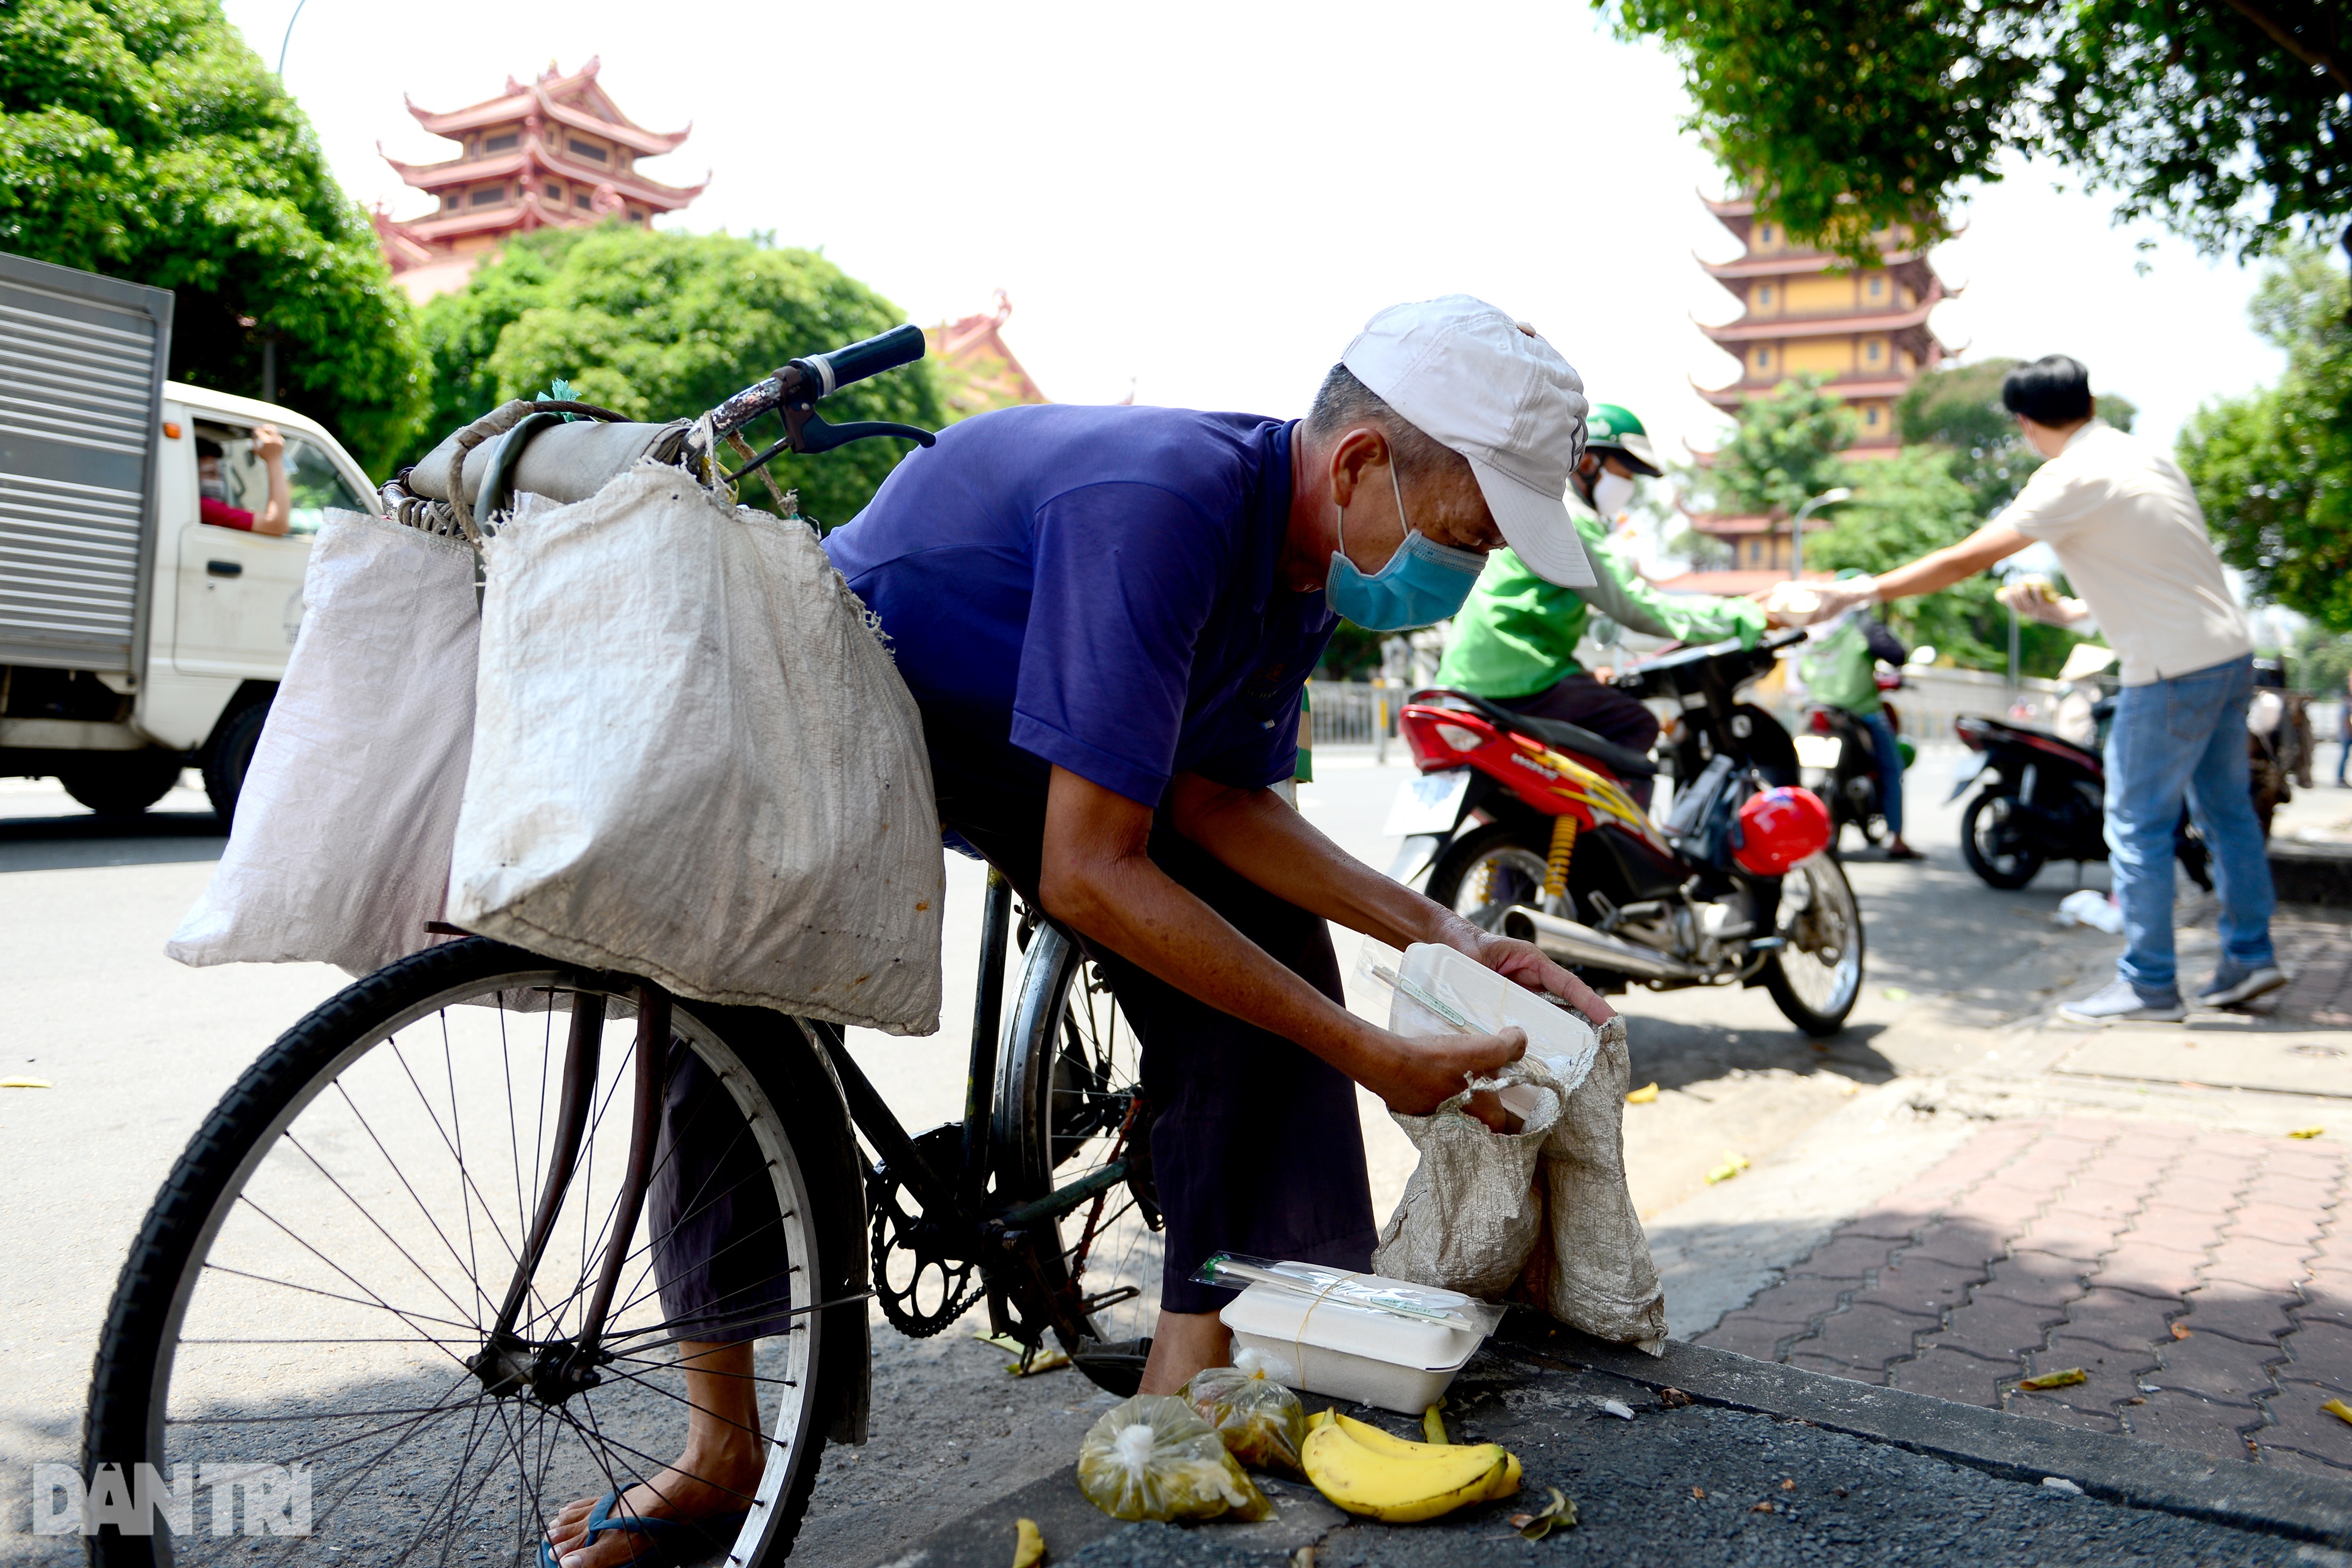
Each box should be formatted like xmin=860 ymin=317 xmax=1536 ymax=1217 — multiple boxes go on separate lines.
xmin=1812 ymin=355 xmax=2283 ymax=1022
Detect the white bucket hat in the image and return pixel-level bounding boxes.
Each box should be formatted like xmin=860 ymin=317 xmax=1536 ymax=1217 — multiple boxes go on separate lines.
xmin=1342 ymin=295 xmax=1595 ymax=587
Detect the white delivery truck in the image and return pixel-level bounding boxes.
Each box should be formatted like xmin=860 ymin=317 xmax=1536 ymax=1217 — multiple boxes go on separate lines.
xmin=2 ymin=250 xmax=379 ymax=823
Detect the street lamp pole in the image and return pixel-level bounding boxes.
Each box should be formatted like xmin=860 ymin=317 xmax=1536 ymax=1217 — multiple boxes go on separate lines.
xmin=276 ymin=0 xmax=309 ymax=76
xmin=1788 ymin=485 xmax=1852 ymax=582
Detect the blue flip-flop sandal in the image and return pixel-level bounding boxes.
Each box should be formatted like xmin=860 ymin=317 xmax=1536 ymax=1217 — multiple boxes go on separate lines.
xmin=540 ymin=1490 xmax=751 ymax=1568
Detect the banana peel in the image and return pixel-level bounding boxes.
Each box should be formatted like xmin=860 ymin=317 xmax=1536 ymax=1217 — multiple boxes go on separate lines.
xmin=1301 ymin=1409 xmax=1521 ymax=1522
xmin=1011 ymin=1517 xmax=1045 ymax=1568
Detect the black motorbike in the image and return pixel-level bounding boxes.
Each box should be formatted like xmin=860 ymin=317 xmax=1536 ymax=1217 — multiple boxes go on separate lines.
xmin=1950 ymin=712 xmax=2211 ymax=892
xmin=1798 ymin=672 xmax=1908 ymax=848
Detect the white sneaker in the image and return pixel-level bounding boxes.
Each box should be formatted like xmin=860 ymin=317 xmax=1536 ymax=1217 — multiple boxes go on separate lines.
xmin=2058 ymin=979 xmax=2187 ymax=1025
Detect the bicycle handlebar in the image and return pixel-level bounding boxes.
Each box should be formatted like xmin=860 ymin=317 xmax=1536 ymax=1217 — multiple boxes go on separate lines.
xmin=706 ymin=325 xmax=927 ymax=431
xmin=793 ymin=323 xmax=927 ymax=397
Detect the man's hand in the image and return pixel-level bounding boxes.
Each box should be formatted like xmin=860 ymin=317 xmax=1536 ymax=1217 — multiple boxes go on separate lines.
xmin=252 ymin=424 xmax=286 ymax=465
xmin=1428 ymin=913 xmax=1617 ymax=1026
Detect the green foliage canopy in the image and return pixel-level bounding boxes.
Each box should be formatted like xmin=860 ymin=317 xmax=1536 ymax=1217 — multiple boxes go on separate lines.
xmin=1599 ymin=0 xmax=2350 ymax=265
xmin=1898 ymin=359 xmax=2137 ymax=513
xmin=414 ymin=226 xmax=946 ymax=528
xmin=2178 ymin=246 xmax=2352 ymax=631
xmin=0 ymin=0 xmax=425 ymax=474
xmin=1685 ymin=374 xmax=1855 ymax=519
xmin=1809 ymin=444 xmax=2079 ymax=676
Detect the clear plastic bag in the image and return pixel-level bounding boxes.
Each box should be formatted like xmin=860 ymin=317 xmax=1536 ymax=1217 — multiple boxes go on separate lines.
xmin=1184 ymin=1355 xmax=1307 ymax=1478
xmin=1074 ymin=1395 xmax=1273 ymax=1523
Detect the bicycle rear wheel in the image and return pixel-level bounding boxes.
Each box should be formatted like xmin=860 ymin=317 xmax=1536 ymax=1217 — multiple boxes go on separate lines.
xmin=85 ymin=938 xmax=864 ymax=1567
xmin=993 ymin=923 xmax=1162 ymax=1393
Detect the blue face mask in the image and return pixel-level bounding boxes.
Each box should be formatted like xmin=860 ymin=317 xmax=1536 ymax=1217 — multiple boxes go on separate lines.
xmin=1325 ymin=461 xmax=1488 ymax=631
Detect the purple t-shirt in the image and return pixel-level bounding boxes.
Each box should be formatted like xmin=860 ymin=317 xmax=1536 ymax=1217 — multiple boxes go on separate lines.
xmin=822 ymin=404 xmax=1334 ymax=807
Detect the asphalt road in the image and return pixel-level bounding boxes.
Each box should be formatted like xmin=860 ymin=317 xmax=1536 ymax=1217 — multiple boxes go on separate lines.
xmin=4 ymin=751 xmax=2338 ymax=1567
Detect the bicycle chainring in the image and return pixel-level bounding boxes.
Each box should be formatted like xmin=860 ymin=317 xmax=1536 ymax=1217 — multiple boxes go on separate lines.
xmin=868 ymin=1131 xmax=983 ymax=1339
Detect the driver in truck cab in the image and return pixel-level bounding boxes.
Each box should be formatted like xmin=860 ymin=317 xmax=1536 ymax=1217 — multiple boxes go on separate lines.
xmin=196 ymin=425 xmax=292 ymax=536
xmin=542 ymin=297 xmax=1622 ymax=1568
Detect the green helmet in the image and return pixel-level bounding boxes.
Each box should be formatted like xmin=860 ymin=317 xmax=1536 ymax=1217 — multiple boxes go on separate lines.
xmin=1585 ymin=402 xmax=1663 ymax=477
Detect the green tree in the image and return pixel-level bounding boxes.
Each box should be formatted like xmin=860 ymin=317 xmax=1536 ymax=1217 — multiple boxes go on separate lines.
xmin=0 ymin=0 xmax=425 ymax=474
xmin=2179 ymin=245 xmax=2352 ymax=632
xmin=1599 ymin=0 xmax=2350 ymax=266
xmin=1686 ymin=375 xmax=1856 ymax=519
xmin=1810 ymin=444 xmax=2078 ymax=676
xmin=414 ymin=226 xmax=948 ymax=527
xmin=1899 ymin=360 xmax=2138 ymax=514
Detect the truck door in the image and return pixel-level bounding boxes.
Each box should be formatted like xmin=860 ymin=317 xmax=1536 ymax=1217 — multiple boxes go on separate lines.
xmin=171 ymin=427 xmax=360 ymax=675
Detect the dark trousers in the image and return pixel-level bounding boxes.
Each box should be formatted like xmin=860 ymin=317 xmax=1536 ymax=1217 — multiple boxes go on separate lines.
xmin=645 ymin=752 xmax=1379 ymax=1339
xmin=1499 ymin=672 xmax=1662 ymax=807
xmin=932 ymin=761 xmax=1378 ymax=1315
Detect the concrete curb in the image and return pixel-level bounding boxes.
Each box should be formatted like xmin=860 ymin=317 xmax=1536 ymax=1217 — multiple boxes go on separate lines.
xmin=2272 ymin=843 xmax=2352 ymax=908
xmin=1535 ymin=1326 xmax=2352 ymax=1547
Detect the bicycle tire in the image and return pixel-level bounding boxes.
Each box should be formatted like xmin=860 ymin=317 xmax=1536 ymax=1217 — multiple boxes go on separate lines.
xmin=85 ymin=937 xmax=864 ymax=1567
xmin=992 ymin=922 xmax=1161 ymax=1395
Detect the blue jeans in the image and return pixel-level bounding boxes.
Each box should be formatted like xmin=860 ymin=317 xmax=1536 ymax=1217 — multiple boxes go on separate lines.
xmin=2106 ymin=655 xmax=2275 ymax=997
xmin=1857 ymin=708 xmax=1905 ymax=837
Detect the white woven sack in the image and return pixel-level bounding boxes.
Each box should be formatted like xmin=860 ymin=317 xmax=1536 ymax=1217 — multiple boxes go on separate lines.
xmin=168 ymin=510 xmax=480 ymax=975
xmin=1372 ymin=1063 xmax=1561 ymax=1298
xmin=1522 ymin=1017 xmax=1668 ymax=1352
xmin=447 ymin=462 xmax=944 ymax=1034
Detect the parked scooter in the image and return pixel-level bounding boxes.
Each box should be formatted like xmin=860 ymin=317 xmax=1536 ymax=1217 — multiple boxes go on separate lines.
xmin=1385 ymin=628 xmax=1863 ymax=1035
xmin=1949 ymin=711 xmax=2213 ymax=892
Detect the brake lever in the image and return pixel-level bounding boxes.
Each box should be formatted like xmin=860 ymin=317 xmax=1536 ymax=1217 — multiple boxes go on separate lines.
xmin=790 ymin=408 xmax=937 ymax=455
xmin=723 ymin=399 xmax=936 ymax=482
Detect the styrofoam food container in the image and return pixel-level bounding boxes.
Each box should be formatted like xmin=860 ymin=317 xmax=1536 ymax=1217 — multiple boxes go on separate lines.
xmin=1388 ymin=942 xmax=1599 ymax=1122
xmin=1219 ymin=1277 xmax=1485 ymax=1414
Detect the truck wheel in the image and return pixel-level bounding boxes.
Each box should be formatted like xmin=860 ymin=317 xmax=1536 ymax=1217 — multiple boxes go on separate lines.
xmin=202 ymin=698 xmax=273 ymax=827
xmin=59 ymin=755 xmax=185 ymax=817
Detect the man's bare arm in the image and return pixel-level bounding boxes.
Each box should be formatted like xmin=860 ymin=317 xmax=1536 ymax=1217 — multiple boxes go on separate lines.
xmin=1039 ymin=765 xmax=1525 ymax=1115
xmin=1869 ymin=522 xmax=2029 ymax=602
xmin=1164 ymin=772 xmax=1616 ymax=1023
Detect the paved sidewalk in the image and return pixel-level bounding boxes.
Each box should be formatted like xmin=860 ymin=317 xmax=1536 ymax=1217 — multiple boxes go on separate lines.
xmin=1698 ymin=1114 xmax=2352 ymax=1480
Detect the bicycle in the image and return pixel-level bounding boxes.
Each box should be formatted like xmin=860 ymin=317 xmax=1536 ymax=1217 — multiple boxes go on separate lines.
xmin=84 ymin=332 xmax=1165 ymax=1567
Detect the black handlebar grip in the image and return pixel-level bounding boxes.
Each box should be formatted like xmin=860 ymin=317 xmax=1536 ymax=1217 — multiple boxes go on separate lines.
xmin=797 ymin=323 xmax=927 ymax=399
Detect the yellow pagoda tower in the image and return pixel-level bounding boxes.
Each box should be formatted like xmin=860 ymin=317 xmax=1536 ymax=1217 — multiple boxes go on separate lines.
xmin=373 ymin=58 xmax=706 ymax=303
xmin=1665 ymin=195 xmax=1957 ymax=587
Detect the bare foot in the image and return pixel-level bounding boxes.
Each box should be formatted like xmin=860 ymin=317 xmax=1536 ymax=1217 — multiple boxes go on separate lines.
xmin=543 ymin=1340 xmax=763 ymax=1568
xmin=541 ymin=1447 xmax=763 ymax=1568
xmin=1138 ymin=1309 xmax=1232 ymax=1395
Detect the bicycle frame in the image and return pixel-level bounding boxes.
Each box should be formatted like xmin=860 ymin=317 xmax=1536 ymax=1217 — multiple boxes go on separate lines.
xmin=476 ymin=868 xmax=1123 ymax=1382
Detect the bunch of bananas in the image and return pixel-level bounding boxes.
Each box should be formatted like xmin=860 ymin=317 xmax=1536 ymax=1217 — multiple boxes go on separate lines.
xmin=1299 ymin=1409 xmax=1521 ymax=1522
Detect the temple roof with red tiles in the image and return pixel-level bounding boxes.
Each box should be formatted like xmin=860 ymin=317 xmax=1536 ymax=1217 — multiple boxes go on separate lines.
xmin=405 ymin=56 xmax=688 ymax=156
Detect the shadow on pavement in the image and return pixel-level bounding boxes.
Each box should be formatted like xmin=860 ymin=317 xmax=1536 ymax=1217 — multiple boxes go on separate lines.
xmin=0 ymin=811 xmax=225 ymax=874
xmin=1625 ymin=1017 xmax=1897 ymax=1095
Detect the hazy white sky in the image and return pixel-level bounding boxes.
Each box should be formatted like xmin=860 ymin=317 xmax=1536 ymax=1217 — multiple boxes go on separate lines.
xmin=232 ymin=0 xmax=2285 ymax=458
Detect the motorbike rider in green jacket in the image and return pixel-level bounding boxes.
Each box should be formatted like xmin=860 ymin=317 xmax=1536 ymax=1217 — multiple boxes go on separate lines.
xmin=1434 ymin=402 xmax=1769 ymax=805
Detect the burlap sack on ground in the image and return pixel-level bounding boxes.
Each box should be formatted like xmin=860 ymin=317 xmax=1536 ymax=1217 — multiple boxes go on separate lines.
xmin=1518 ymin=1015 xmax=1668 ymax=1352
xmin=1372 ymin=1062 xmax=1562 ymax=1298
xmin=168 ymin=510 xmax=477 ymax=977
xmin=447 ymin=463 xmax=943 ymax=1034
xmin=1372 ymin=1014 xmax=1666 ymax=1353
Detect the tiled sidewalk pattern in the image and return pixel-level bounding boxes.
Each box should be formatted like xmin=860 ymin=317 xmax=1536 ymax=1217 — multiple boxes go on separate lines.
xmin=1695 ymin=1117 xmax=2352 ymax=1479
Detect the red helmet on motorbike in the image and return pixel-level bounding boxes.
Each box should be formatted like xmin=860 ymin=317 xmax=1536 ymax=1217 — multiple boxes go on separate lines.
xmin=1732 ymin=786 xmax=1832 ymax=875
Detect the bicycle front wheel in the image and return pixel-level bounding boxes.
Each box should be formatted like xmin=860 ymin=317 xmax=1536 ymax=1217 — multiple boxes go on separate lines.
xmin=85 ymin=938 xmax=863 ymax=1567
xmin=993 ymin=923 xmax=1163 ymax=1393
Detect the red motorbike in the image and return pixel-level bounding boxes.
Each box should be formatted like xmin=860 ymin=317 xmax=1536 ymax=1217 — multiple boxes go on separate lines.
xmin=1385 ymin=630 xmax=1863 ymax=1036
